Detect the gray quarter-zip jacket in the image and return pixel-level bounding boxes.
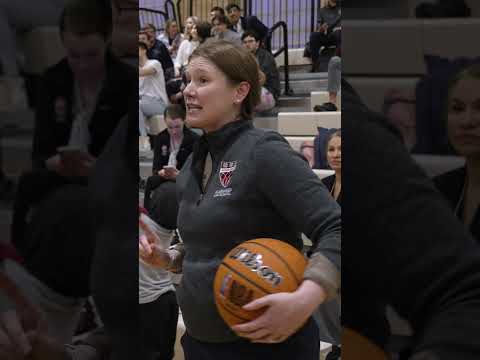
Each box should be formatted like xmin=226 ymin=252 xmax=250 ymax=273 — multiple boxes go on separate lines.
xmin=176 ymin=120 xmax=341 ymax=342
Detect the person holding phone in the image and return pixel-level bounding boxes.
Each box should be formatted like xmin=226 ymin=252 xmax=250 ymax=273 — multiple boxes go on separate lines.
xmin=143 ymin=104 xmax=199 ymax=220
xmin=10 ymin=0 xmax=136 ymax=256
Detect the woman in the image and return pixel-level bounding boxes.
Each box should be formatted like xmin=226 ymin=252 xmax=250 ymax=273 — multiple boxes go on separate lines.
xmin=140 ymin=40 xmax=341 ymax=360
xmin=157 ymin=19 xmax=184 ymax=60
xmin=434 ymin=63 xmax=480 ymax=241
xmin=322 ymin=130 xmax=342 ymax=204
xmin=139 ymin=41 xmax=169 ymax=150
xmin=174 ymin=21 xmax=211 ymax=77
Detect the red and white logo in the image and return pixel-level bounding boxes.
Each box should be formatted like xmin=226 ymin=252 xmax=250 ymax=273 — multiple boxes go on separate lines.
xmin=219 ymin=161 xmax=237 ymax=188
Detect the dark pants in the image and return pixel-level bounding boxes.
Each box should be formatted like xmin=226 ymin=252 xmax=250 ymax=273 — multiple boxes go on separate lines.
xmin=140 ymin=291 xmax=179 ymax=360
xmin=181 ymin=317 xmax=319 ymax=360
xmin=309 ymin=30 xmax=341 ymax=64
xmin=143 ymin=175 xmax=169 ymax=213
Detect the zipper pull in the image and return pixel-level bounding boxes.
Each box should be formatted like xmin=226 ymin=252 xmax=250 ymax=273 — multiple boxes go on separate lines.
xmin=197 ymin=193 xmax=204 ymax=206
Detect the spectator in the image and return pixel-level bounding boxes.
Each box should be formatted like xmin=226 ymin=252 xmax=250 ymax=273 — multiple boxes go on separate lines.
xmin=157 ymin=19 xmax=184 ymax=60
xmin=226 ymin=3 xmax=269 ymax=42
xmin=174 ymin=19 xmax=203 ymax=77
xmin=242 ymin=30 xmax=280 ymax=112
xmin=168 ymin=22 xmax=211 ymax=103
xmin=212 ymin=14 xmax=241 ymax=46
xmin=139 ymin=208 xmax=179 ymax=360
xmin=144 ymin=104 xmax=199 ymax=216
xmin=209 ymin=6 xmax=225 ymax=22
xmin=314 ymin=55 xmax=341 ymax=111
xmin=8 ymin=0 xmax=136 ymax=346
xmin=322 ymin=130 xmax=342 ymax=203
xmin=139 ymin=41 xmax=169 ymax=151
xmin=182 ymin=15 xmax=198 ymax=39
xmin=309 ymin=0 xmax=341 ymax=72
xmin=0 ymin=0 xmax=69 ymax=110
xmin=142 ymin=24 xmax=174 ymax=81
xmin=434 ymin=63 xmax=480 ymax=241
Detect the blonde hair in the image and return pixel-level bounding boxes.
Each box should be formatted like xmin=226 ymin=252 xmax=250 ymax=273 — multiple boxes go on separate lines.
xmin=189 ymin=40 xmax=261 ymax=120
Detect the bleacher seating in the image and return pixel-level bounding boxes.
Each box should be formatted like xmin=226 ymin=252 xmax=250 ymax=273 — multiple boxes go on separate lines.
xmin=343 ymin=18 xmax=480 ymax=112
xmin=277 ymin=112 xmax=341 ymax=136
xmin=311 ymin=91 xmax=341 ymax=111
xmin=285 ymin=136 xmax=315 ymax=152
xmin=17 ymin=27 xmax=65 ymax=75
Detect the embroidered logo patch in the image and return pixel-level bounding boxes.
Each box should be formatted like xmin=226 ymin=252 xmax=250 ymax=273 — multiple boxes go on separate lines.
xmin=161 ymin=145 xmax=168 ymax=156
xmin=219 ymin=161 xmax=237 ymax=188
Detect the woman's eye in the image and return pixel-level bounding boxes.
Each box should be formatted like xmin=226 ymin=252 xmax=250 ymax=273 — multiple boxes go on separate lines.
xmin=451 ymin=103 xmax=465 ymax=113
xmin=199 ymin=78 xmax=208 ymax=84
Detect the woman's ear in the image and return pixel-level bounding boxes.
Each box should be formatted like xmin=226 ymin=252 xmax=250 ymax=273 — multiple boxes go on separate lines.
xmin=234 ymin=81 xmax=251 ymax=104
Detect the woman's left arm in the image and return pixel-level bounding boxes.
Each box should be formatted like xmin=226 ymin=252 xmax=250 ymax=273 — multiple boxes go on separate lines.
xmin=232 ymin=133 xmax=341 ymax=342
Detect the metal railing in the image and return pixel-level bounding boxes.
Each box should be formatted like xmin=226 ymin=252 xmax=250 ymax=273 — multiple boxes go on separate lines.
xmin=266 ymin=21 xmax=291 ymax=95
xmin=139 ymin=7 xmax=169 ymax=33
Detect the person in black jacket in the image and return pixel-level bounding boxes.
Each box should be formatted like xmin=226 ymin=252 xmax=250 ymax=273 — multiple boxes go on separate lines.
xmin=142 ymin=24 xmax=175 ymax=81
xmin=309 ymin=0 xmax=341 ymax=72
xmin=9 ymin=0 xmax=136 ymax=298
xmin=434 ymin=63 xmax=480 ymax=242
xmin=342 ymin=78 xmax=480 ymax=359
xmin=140 ymin=39 xmax=341 ymax=360
xmin=225 ymin=3 xmax=269 ymax=44
xmin=143 ymin=104 xmax=199 ymax=218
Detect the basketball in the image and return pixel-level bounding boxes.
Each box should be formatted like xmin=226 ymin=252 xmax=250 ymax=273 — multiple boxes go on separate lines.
xmin=213 ymin=238 xmax=307 ymax=328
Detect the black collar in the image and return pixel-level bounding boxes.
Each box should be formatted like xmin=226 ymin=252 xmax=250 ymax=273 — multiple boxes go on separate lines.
xmin=203 ymin=120 xmax=253 ymax=157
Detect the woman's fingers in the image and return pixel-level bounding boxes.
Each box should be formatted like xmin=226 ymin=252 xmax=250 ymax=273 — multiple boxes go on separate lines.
xmin=139 ymin=234 xmax=152 ymax=256
xmin=139 ymin=218 xmax=158 ymax=244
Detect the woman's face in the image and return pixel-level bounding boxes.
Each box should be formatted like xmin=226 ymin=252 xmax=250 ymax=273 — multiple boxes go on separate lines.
xmin=447 ymin=77 xmax=480 ymax=158
xmin=191 ymin=25 xmax=198 ymax=40
xmin=183 ymin=57 xmax=245 ymax=133
xmin=185 ymin=18 xmax=194 ymax=33
xmin=168 ymin=22 xmax=179 ymax=37
xmin=327 ymin=135 xmax=341 ymax=172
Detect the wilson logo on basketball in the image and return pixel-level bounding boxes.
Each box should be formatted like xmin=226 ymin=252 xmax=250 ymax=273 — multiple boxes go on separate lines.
xmin=219 ymin=161 xmax=237 ymax=188
xmin=229 ymin=247 xmax=283 ymax=287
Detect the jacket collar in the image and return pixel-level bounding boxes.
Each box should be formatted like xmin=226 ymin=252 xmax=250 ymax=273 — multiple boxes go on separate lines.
xmin=203 ymin=120 xmax=253 ymax=157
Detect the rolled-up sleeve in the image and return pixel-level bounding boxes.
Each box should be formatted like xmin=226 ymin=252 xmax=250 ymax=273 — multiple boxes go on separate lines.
xmin=253 ymin=132 xmax=341 ymax=299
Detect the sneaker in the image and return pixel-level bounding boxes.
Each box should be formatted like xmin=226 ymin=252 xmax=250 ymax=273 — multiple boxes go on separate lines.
xmin=314 ymin=102 xmax=338 ymax=112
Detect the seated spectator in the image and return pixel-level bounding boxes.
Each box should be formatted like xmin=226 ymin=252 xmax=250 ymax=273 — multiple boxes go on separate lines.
xmin=242 ymin=30 xmax=280 ymax=112
xmin=182 ymin=15 xmax=198 ymax=40
xmin=157 ymin=19 xmax=184 ymax=60
xmin=314 ymin=55 xmax=341 ymax=112
xmin=309 ymin=0 xmax=341 ymax=72
xmin=382 ymin=89 xmax=417 ymax=152
xmin=8 ymin=0 xmax=135 ymax=344
xmin=433 ymin=63 xmax=480 ymax=241
xmin=226 ymin=3 xmax=269 ymax=43
xmin=144 ymin=104 xmax=199 ymax=215
xmin=210 ymin=6 xmax=225 ymax=23
xmin=174 ymin=19 xmax=202 ymax=77
xmin=0 ymin=0 xmax=69 ymax=110
xmin=141 ymin=24 xmax=174 ymax=81
xmin=212 ymin=14 xmax=241 ymax=46
xmin=139 ymin=41 xmax=169 ymax=151
xmin=168 ymin=22 xmax=211 ymax=103
xmin=322 ymin=130 xmax=342 ymax=204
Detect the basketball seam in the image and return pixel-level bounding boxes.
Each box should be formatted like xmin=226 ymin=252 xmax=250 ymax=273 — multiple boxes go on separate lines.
xmin=217 ymin=301 xmax=252 ymax=323
xmin=221 ymin=262 xmax=271 ymax=295
xmin=245 ymin=241 xmax=302 ymax=285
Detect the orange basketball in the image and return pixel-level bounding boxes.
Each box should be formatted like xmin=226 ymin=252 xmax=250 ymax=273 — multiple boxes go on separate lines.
xmin=213 ymin=238 xmax=307 ymax=328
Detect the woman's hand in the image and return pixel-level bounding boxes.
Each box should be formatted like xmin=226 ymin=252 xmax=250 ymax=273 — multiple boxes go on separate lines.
xmin=231 ymin=280 xmax=327 ymax=343
xmin=139 ymin=219 xmax=172 ymax=269
xmin=0 ymin=309 xmax=32 ymax=359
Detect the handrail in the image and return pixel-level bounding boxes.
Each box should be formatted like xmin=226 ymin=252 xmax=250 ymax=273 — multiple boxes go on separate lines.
xmin=139 ymin=7 xmax=169 ymax=31
xmin=176 ymin=0 xmax=184 ymax=28
xmin=267 ymin=21 xmax=292 ymax=96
